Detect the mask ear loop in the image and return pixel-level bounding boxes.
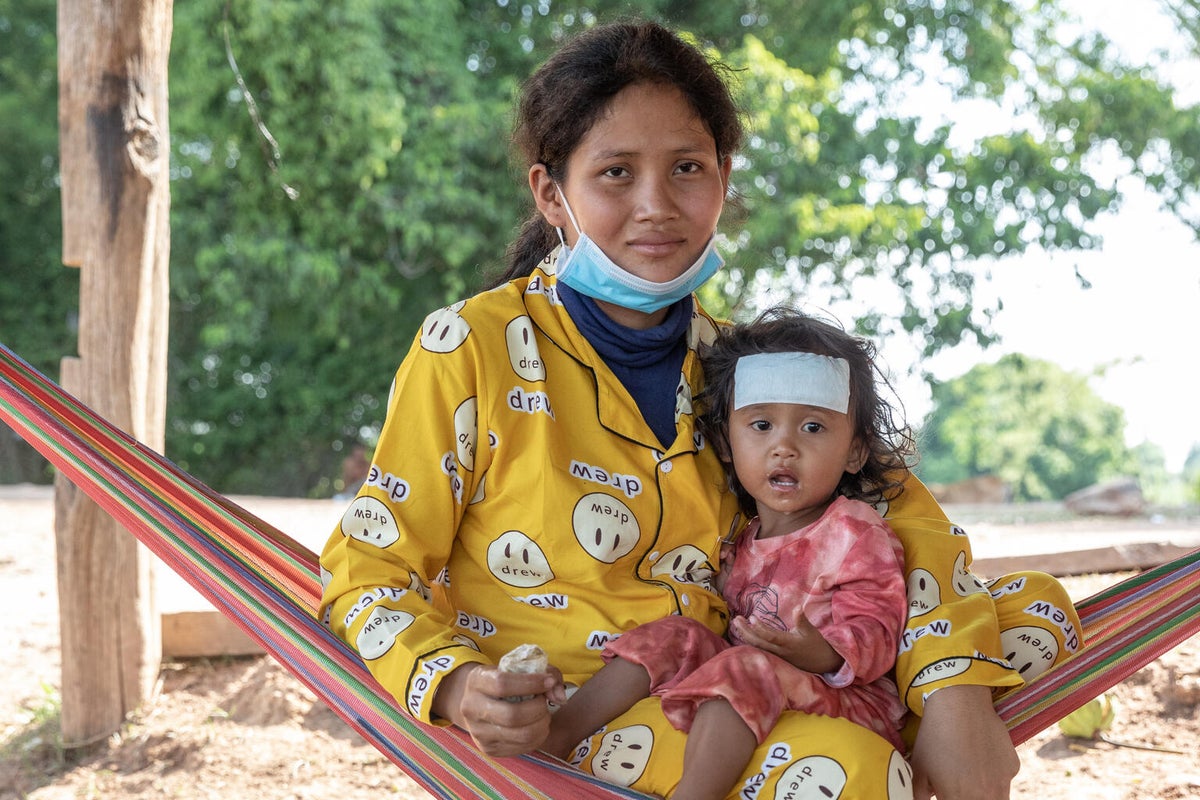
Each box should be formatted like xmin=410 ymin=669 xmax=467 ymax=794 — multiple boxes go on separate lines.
xmin=553 ymin=183 xmax=583 ymax=245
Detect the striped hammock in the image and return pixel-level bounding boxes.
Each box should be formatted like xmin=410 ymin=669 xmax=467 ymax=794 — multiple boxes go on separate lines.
xmin=2 ymin=341 xmax=1197 ymax=798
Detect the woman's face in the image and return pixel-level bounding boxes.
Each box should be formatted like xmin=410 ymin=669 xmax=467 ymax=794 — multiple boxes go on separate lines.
xmin=531 ymin=81 xmax=731 ymax=288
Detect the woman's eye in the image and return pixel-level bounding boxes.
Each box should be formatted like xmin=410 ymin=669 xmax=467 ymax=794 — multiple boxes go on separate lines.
xmin=603 ymin=166 xmax=629 ymax=178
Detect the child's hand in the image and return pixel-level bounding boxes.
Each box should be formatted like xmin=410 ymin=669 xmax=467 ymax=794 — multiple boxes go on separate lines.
xmin=730 ymin=614 xmax=843 ymax=675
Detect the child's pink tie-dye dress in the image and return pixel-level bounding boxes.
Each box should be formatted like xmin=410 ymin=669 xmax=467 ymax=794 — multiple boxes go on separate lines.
xmin=603 ymin=495 xmax=909 ymax=749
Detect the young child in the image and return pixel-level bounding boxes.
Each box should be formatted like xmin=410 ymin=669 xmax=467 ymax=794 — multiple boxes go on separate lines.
xmin=541 ymin=306 xmax=916 ymax=799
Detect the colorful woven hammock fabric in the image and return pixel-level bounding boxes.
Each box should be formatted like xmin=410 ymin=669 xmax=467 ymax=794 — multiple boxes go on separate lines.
xmin=997 ymin=542 xmax=1200 ymax=743
xmin=2 ymin=341 xmax=1197 ymax=794
xmin=0 ymin=343 xmax=649 ymax=800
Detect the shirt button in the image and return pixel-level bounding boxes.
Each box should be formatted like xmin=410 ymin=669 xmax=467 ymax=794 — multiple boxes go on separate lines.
xmin=660 ymin=461 xmax=673 ymax=473
xmin=681 ymin=593 xmax=691 ymax=607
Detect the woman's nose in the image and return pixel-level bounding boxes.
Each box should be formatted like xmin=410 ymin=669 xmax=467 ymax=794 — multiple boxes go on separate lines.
xmin=633 ymin=175 xmax=680 ymax=222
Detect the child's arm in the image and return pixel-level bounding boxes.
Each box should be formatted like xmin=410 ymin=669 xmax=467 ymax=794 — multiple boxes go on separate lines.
xmin=730 ymin=500 xmax=907 ymax=683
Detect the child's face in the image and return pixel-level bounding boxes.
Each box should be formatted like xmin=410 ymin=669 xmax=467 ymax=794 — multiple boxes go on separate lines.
xmin=725 ymin=401 xmax=867 ymax=536
xmin=534 ymin=81 xmax=730 ymax=289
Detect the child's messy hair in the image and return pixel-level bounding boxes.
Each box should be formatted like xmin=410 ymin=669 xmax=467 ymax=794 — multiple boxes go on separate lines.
xmin=697 ymin=306 xmax=917 ymax=517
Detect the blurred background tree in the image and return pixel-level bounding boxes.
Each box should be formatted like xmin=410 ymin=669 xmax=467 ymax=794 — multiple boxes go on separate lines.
xmin=1184 ymin=445 xmax=1200 ymax=504
xmin=164 ymin=0 xmax=522 ymax=494
xmin=915 ymin=354 xmax=1132 ymax=501
xmin=2 ymin=0 xmax=1197 ymax=495
xmin=0 ymin=0 xmax=70 ymax=483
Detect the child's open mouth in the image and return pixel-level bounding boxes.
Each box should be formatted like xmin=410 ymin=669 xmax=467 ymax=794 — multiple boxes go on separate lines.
xmin=768 ymin=470 xmax=797 ymax=488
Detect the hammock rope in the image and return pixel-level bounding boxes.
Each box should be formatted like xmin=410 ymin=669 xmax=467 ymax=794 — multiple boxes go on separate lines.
xmin=2 ymin=341 xmax=1197 ymax=795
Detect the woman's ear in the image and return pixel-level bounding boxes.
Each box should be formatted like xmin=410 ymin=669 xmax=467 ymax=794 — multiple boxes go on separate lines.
xmin=529 ymin=164 xmax=568 ymax=231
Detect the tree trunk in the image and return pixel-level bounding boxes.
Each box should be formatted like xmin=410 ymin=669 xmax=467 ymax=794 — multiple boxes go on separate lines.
xmin=55 ymin=0 xmax=173 ymax=746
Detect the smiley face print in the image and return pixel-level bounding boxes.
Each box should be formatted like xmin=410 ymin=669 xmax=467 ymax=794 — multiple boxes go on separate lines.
xmin=340 ymin=496 xmax=401 ymax=548
xmin=674 ymin=374 xmax=693 ymax=417
xmin=773 ymin=755 xmax=848 ymax=800
xmin=688 ymin=312 xmax=719 ymax=349
xmin=910 ymin=657 xmax=971 ymax=688
xmin=420 ymin=302 xmax=470 ymax=354
xmin=453 ymin=396 xmax=478 ymax=472
xmin=406 ymin=571 xmax=432 ymax=604
xmin=906 ymin=568 xmax=941 ymax=618
xmin=355 ymin=604 xmax=416 ymax=660
xmin=590 ymin=724 xmax=654 ymax=787
xmin=887 ymin=750 xmax=914 ymax=800
xmin=469 ymin=473 xmax=487 ymax=504
xmin=505 ymin=315 xmax=546 ymax=381
xmin=487 ymin=530 xmax=555 ymax=588
xmin=951 ymin=551 xmax=988 ymax=597
xmin=1000 ymin=624 xmax=1059 ymax=681
xmin=650 ymin=545 xmax=714 ymax=588
xmin=572 ymin=493 xmax=640 ymax=563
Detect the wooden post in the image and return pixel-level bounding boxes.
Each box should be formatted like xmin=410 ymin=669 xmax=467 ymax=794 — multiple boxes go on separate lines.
xmin=56 ymin=0 xmax=173 ymax=745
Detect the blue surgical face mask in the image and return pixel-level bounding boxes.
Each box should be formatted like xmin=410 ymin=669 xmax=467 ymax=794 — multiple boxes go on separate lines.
xmin=553 ymin=186 xmax=724 ymax=314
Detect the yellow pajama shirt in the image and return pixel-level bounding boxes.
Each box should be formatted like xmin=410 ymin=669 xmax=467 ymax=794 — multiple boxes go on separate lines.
xmin=319 ymin=252 xmax=1082 ymax=799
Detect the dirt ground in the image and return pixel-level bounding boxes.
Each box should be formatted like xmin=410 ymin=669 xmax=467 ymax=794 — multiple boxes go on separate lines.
xmin=2 ymin=486 xmax=1198 ymax=799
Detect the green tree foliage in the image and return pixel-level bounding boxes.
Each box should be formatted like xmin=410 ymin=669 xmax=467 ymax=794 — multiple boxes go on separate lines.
xmin=916 ymin=354 xmax=1132 ymax=500
xmin=166 ymin=0 xmax=523 ymax=493
xmin=0 ymin=1 xmax=74 ymax=374
xmin=705 ymin=2 xmax=1199 ymax=356
xmin=0 ymin=0 xmax=70 ymax=484
xmin=1127 ymin=440 xmax=1175 ymax=505
xmin=3 ymin=1 xmax=1198 ymax=494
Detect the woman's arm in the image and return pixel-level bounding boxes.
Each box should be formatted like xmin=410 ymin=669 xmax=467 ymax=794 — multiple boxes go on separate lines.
xmin=886 ymin=473 xmax=1024 ymax=711
xmin=910 ymin=685 xmax=1019 ymax=800
xmin=887 ymin=473 xmax=1024 ymax=799
xmin=319 ymin=307 xmax=495 ymax=724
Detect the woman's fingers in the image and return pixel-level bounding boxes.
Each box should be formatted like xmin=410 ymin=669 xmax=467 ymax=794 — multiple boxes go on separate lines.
xmin=457 ymin=666 xmax=559 ymax=756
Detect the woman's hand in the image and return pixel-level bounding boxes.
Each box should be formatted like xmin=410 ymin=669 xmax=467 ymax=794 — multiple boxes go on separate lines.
xmin=432 ymin=663 xmax=567 ymax=757
xmin=910 ymin=684 xmax=1018 ymax=800
xmin=729 ymin=614 xmax=842 ymax=675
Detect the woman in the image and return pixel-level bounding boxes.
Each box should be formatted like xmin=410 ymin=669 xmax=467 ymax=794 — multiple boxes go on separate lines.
xmin=320 ymin=20 xmax=1080 ymax=799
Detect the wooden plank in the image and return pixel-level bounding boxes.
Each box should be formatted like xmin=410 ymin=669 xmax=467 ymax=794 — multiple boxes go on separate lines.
xmin=161 ymin=612 xmax=265 ymax=659
xmin=973 ymin=542 xmax=1197 ymax=579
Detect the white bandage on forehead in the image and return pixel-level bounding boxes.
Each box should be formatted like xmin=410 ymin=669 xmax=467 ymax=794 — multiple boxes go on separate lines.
xmin=733 ymin=352 xmax=851 ymax=413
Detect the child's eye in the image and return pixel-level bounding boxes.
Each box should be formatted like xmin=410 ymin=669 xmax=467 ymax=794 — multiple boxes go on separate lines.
xmin=750 ymin=420 xmax=771 ymax=432
xmin=802 ymin=422 xmax=823 ymax=433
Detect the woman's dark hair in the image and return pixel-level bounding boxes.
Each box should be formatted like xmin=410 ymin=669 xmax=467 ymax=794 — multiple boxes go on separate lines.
xmin=486 ymin=20 xmax=744 ymax=287
xmin=697 ymin=307 xmax=917 ymax=517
